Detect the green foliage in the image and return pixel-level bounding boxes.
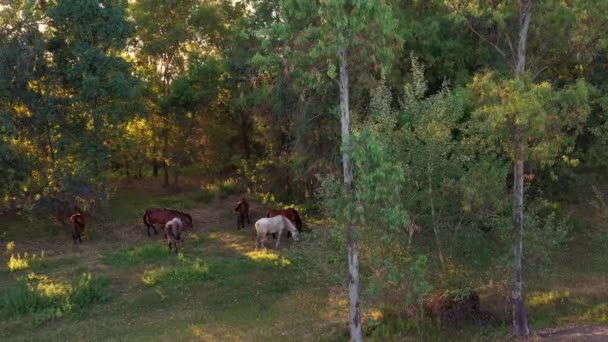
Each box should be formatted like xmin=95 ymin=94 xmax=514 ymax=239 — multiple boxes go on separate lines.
xmin=0 ymin=272 xmax=109 ymax=325
xmin=469 ymin=72 xmax=591 ymax=165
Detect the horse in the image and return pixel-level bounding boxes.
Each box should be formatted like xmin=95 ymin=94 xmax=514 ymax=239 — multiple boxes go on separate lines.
xmin=143 ymin=208 xmax=193 ymax=236
xmin=235 ymin=198 xmax=250 ymax=230
xmin=69 ymin=212 xmax=85 ymax=244
xmin=266 ymin=208 xmax=303 ymax=239
xmin=254 ymin=215 xmax=300 ymax=250
xmin=165 ymin=217 xmax=183 ymax=254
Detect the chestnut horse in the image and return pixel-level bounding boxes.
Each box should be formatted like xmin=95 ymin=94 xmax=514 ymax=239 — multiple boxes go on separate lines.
xmin=235 ymin=198 xmax=250 ymax=230
xmin=69 ymin=212 xmax=85 ymax=244
xmin=266 ymin=208 xmax=303 ymax=239
xmin=143 ymin=208 xmax=193 ymax=236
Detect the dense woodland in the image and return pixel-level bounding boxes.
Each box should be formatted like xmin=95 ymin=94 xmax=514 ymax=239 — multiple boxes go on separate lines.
xmin=3 ymin=0 xmax=608 ymax=340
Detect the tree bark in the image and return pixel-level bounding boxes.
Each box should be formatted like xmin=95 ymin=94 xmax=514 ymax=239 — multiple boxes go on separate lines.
xmin=339 ymin=46 xmax=362 ymax=342
xmin=427 ymin=161 xmax=445 ymax=267
xmin=511 ymin=0 xmax=532 ymax=338
xmin=162 ymin=126 xmax=169 ymax=187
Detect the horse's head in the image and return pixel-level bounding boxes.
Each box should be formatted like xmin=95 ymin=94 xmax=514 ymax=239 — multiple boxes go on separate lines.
xmin=291 ymin=230 xmax=300 ymax=242
xmin=184 ymin=214 xmax=193 ymax=229
xmin=294 ymin=215 xmax=303 ymax=232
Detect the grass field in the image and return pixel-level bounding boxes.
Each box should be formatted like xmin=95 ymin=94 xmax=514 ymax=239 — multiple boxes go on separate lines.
xmin=3 ymin=180 xmax=608 ymax=341
xmin=0 ymin=182 xmax=348 ymax=341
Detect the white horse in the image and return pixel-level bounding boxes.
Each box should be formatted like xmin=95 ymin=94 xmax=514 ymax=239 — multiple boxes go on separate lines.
xmin=254 ymin=215 xmax=300 ymax=250
xmin=165 ymin=217 xmax=183 ymax=254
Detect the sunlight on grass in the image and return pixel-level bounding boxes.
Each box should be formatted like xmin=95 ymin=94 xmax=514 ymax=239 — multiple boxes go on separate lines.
xmin=528 ymin=290 xmax=571 ymax=308
xmin=245 ymin=251 xmax=292 ymax=268
xmin=6 ymin=241 xmax=16 ymax=254
xmin=141 ymin=258 xmax=211 ymax=288
xmin=1 ymin=272 xmax=109 ymax=325
xmin=7 ymin=251 xmax=46 ymax=272
xmin=581 ymin=303 xmax=608 ymax=323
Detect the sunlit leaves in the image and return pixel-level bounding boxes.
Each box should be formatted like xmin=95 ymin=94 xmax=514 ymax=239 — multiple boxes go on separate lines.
xmin=469 ymin=71 xmax=590 ymax=165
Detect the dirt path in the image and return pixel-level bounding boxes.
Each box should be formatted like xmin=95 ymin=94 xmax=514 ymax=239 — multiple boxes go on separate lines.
xmin=532 ymin=325 xmax=608 ymax=341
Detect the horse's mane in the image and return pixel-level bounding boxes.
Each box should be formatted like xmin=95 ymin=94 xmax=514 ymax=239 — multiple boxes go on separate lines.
xmin=279 ymin=215 xmax=298 ymax=233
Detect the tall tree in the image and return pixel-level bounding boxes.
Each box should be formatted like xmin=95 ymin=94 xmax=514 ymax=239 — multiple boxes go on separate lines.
xmin=256 ymin=0 xmax=402 ymax=339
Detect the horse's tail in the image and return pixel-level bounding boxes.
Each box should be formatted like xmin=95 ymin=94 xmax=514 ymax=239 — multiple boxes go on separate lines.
xmin=167 ymin=223 xmax=177 ymax=241
xmin=265 ymin=211 xmax=271 ymax=218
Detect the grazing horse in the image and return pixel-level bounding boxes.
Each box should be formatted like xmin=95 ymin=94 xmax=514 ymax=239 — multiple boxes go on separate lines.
xmin=165 ymin=217 xmax=183 ymax=254
xmin=254 ymin=215 xmax=300 ymax=250
xmin=143 ymin=208 xmax=193 ymax=236
xmin=69 ymin=212 xmax=85 ymax=244
xmin=266 ymin=208 xmax=303 ymax=239
xmin=235 ymin=198 xmax=250 ymax=230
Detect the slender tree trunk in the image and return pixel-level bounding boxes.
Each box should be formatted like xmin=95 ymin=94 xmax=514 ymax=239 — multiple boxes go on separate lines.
xmin=511 ymin=0 xmax=532 ymax=337
xmin=512 ymin=127 xmax=528 ymax=337
xmin=427 ymin=161 xmax=445 ymax=267
xmin=45 ymin=116 xmax=55 ymax=166
xmin=339 ymin=46 xmax=362 ymax=342
xmin=162 ymin=126 xmax=169 ymax=187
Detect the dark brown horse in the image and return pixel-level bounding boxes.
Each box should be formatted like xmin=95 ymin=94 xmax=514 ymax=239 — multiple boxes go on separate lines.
xmin=235 ymin=198 xmax=250 ymax=230
xmin=266 ymin=208 xmax=303 ymax=239
xmin=143 ymin=208 xmax=193 ymax=236
xmin=69 ymin=212 xmax=85 ymax=244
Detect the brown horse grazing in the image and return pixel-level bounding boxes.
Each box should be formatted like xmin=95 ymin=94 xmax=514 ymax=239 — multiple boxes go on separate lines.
xmin=235 ymin=198 xmax=250 ymax=230
xmin=69 ymin=212 xmax=85 ymax=244
xmin=165 ymin=217 xmax=183 ymax=254
xmin=266 ymin=208 xmax=303 ymax=239
xmin=143 ymin=208 xmax=193 ymax=236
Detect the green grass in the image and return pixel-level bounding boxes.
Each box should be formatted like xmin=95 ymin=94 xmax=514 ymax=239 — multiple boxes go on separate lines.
xmin=103 ymin=243 xmax=171 ymax=267
xmin=141 ymin=257 xmax=212 ymax=288
xmin=0 ymin=272 xmax=109 ymax=325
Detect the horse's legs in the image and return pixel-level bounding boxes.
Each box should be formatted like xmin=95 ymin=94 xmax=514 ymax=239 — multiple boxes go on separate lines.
xmin=153 ymin=225 xmax=158 ymax=235
xmin=260 ymin=235 xmax=267 ymax=250
xmin=275 ymin=230 xmax=282 ymax=248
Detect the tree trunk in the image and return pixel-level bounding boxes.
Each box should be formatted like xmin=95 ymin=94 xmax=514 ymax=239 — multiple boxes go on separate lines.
xmin=427 ymin=161 xmax=445 ymax=267
xmin=153 ymin=160 xmax=159 ymax=177
xmin=339 ymin=46 xmax=362 ymax=342
xmin=162 ymin=126 xmax=169 ymax=187
xmin=511 ymin=0 xmax=532 ymax=338
xmin=511 ymin=127 xmax=528 ymax=337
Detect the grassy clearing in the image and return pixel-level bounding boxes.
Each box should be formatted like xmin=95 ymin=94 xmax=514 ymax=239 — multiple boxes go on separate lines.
xmin=3 ymin=182 xmax=608 ymax=341
xmin=0 ymin=190 xmax=347 ymax=341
